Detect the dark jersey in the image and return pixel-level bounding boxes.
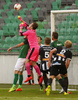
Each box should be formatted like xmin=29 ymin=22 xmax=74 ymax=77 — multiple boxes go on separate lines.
xmin=39 ymin=46 xmax=53 ymax=72
xmin=52 ymin=46 xmax=72 ymax=66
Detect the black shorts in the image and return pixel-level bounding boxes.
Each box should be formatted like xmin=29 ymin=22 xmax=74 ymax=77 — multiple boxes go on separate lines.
xmin=50 ymin=65 xmax=67 ymax=76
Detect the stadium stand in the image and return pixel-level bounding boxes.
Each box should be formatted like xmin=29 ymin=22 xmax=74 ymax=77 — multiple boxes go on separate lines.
xmin=0 ymin=0 xmax=78 ymax=52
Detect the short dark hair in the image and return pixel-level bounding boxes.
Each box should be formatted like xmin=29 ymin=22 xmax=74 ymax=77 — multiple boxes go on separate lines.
xmin=52 ymin=32 xmax=58 ymax=39
xmin=37 ymin=36 xmax=42 ymax=40
xmin=44 ymin=37 xmax=51 ymax=45
xmin=32 ymin=22 xmax=38 ymax=30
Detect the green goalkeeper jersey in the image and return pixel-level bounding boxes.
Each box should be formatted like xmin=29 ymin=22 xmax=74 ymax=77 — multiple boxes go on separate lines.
xmin=50 ymin=40 xmax=64 ymax=48
xmin=19 ymin=39 xmax=29 ymax=58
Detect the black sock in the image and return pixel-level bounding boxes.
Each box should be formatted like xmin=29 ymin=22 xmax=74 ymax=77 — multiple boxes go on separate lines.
xmin=47 ymin=78 xmax=52 ymax=86
xmin=64 ymin=77 xmax=68 ymax=90
xmin=39 ymin=75 xmax=41 ymax=78
xmin=59 ymin=79 xmax=67 ymax=92
xmin=43 ymin=73 xmax=48 ymax=88
xmin=28 ymin=75 xmax=31 ymax=77
xmin=29 ymin=80 xmax=31 ymax=84
xmin=32 ymin=80 xmax=34 ymax=83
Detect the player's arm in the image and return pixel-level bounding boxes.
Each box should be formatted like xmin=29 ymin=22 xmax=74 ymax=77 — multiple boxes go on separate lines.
xmin=65 ymin=59 xmax=71 ymax=69
xmin=19 ymin=29 xmax=30 ymax=36
xmin=65 ymin=51 xmax=72 ymax=69
xmin=48 ymin=48 xmax=57 ymax=68
xmin=19 ymin=22 xmax=29 ymax=36
xmin=7 ymin=42 xmax=24 ymax=52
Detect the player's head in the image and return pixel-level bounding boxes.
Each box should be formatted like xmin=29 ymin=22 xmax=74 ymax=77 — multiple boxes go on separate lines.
xmin=52 ymin=32 xmax=58 ymax=41
xmin=37 ymin=36 xmax=42 ymax=45
xmin=65 ymin=40 xmax=72 ymax=48
xmin=44 ymin=37 xmax=51 ymax=45
xmin=29 ymin=22 xmax=38 ymax=30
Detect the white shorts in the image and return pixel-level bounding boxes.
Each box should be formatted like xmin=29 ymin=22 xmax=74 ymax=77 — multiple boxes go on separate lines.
xmin=14 ymin=58 xmax=26 ymax=71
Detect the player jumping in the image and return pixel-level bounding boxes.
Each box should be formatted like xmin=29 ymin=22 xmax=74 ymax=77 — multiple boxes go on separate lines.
xmin=19 ymin=17 xmax=43 ymax=84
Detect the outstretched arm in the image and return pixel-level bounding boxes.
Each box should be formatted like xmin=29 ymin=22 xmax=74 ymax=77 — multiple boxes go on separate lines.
xmin=7 ymin=42 xmax=24 ymax=52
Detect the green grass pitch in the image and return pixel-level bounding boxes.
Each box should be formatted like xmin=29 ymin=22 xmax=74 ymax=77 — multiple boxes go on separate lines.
xmin=0 ymin=84 xmax=78 ymax=100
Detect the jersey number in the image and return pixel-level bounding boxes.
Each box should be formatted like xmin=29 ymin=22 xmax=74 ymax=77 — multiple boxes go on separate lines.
xmin=45 ymin=52 xmax=49 ymax=58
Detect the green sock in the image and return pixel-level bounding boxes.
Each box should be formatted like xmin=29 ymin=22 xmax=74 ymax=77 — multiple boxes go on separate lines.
xmin=19 ymin=74 xmax=23 ymax=86
xmin=18 ymin=85 xmax=22 ymax=88
xmin=13 ymin=74 xmax=18 ymax=86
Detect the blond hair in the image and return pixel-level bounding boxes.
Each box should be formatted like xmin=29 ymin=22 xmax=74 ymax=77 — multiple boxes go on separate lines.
xmin=65 ymin=40 xmax=72 ymax=48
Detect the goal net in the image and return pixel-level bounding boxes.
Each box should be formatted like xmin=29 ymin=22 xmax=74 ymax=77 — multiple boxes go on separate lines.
xmin=51 ymin=10 xmax=78 ymax=91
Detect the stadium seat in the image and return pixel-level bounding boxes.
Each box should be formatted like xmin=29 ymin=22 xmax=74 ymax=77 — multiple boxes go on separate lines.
xmin=37 ymin=21 xmax=44 ymax=29
xmin=59 ymin=28 xmax=66 ymax=35
xmin=41 ymin=7 xmax=47 ymax=16
xmin=44 ymin=1 xmax=52 ymax=12
xmin=5 ymin=0 xmax=12 ymax=4
xmin=40 ymin=29 xmax=46 ymax=36
xmin=19 ymin=10 xmax=25 ymax=16
xmin=38 ymin=10 xmax=44 ymax=21
xmin=65 ymin=36 xmax=72 ymax=42
xmin=0 ymin=30 xmax=3 ymax=43
xmin=42 ymin=21 xmax=48 ymax=26
xmin=1 ymin=12 xmax=7 ymax=18
xmin=2 ymin=25 xmax=9 ymax=36
xmin=35 ymin=7 xmax=41 ymax=11
xmin=4 ymin=18 xmax=11 ymax=24
xmin=30 ymin=10 xmax=38 ymax=21
xmin=13 ymin=11 xmax=19 ymax=16
xmin=75 ymin=0 xmax=78 ymax=7
xmin=58 ymin=36 xmax=65 ymax=43
xmin=56 ymin=0 xmax=61 ymax=9
xmin=33 ymin=3 xmax=39 ymax=8
xmin=52 ymin=1 xmax=59 ymax=10
xmin=8 ymin=25 xmax=16 ymax=36
xmin=12 ymin=36 xmax=19 ymax=44
xmin=3 ymin=4 xmax=9 ymax=10
xmin=36 ymin=29 xmax=40 ymax=36
xmin=72 ymin=36 xmax=78 ymax=43
xmin=46 ymin=29 xmax=51 ymax=36
xmin=25 ymin=10 xmax=31 ymax=16
xmin=5 ymin=37 xmax=13 ymax=44
xmin=67 ymin=28 xmax=74 ymax=35
xmin=27 ymin=3 xmax=33 ymax=9
xmin=18 ymin=37 xmax=24 ymax=43
xmin=31 ymin=1 xmax=36 ymax=5
xmin=7 ymin=11 xmax=13 ymax=17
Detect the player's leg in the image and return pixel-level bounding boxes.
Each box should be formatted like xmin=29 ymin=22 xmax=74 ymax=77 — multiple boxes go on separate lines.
xmin=36 ymin=63 xmax=43 ymax=90
xmin=37 ymin=73 xmax=43 ymax=91
xmin=46 ymin=75 xmax=55 ymax=96
xmin=24 ymin=59 xmax=33 ymax=83
xmin=43 ymin=72 xmax=48 ymax=89
xmin=26 ymin=66 xmax=35 ymax=85
xmin=8 ymin=58 xmax=25 ymax=92
xmin=8 ymin=70 xmax=18 ymax=92
xmin=59 ymin=65 xmax=68 ymax=95
xmin=46 ymin=65 xmax=59 ymax=96
xmin=25 ymin=47 xmax=43 ymax=84
xmin=16 ymin=71 xmax=23 ymax=91
xmin=31 ymin=61 xmax=43 ymax=84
